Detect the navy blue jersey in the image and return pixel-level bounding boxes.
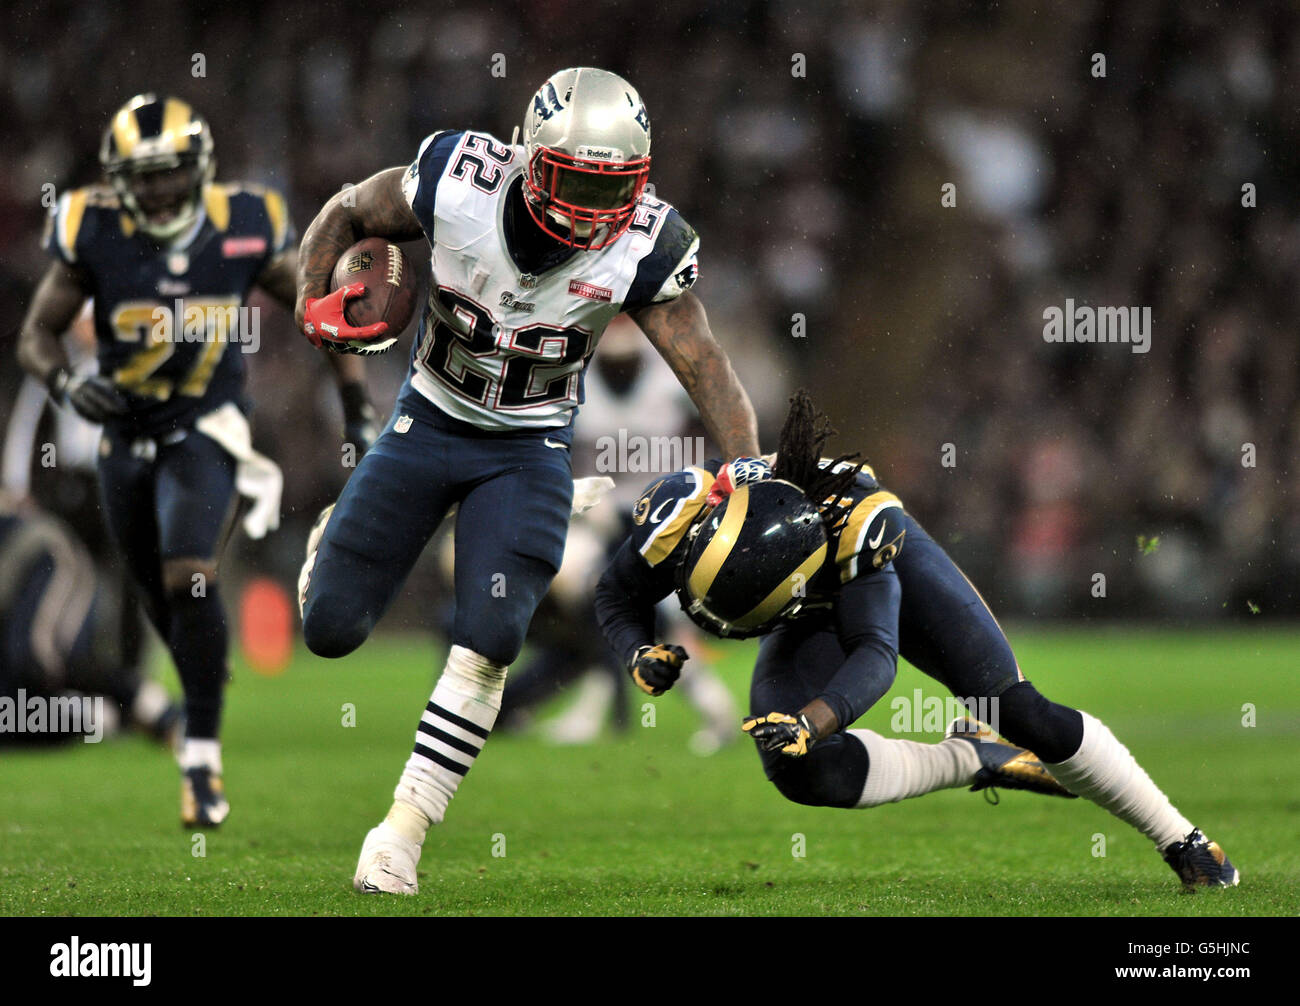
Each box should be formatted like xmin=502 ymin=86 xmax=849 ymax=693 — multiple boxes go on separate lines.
xmin=43 ymin=183 xmax=293 ymax=438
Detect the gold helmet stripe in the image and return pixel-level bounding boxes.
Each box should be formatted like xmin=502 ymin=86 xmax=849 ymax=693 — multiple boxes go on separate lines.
xmin=58 ymin=190 xmax=89 ymax=263
xmin=686 ymin=484 xmax=750 ymax=600
xmin=161 ymin=97 xmax=194 ymax=153
xmin=732 ymin=543 xmax=828 ymax=631
xmin=111 ymin=105 xmax=142 ymax=158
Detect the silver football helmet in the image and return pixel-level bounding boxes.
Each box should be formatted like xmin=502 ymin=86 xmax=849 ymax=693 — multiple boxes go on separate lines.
xmin=521 ymin=67 xmax=652 ymax=250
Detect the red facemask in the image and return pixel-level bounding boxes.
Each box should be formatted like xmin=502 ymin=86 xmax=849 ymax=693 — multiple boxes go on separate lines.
xmin=524 ymin=146 xmax=650 ymax=250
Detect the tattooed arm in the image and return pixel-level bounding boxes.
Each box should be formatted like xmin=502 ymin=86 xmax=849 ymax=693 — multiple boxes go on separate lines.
xmin=293 ymin=167 xmax=423 ymax=331
xmin=630 ymin=291 xmax=760 ymax=459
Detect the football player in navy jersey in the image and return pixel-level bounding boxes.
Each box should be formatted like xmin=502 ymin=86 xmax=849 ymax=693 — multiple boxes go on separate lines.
xmin=595 ymin=392 xmax=1239 ymax=890
xmin=16 ymin=94 xmax=376 ymax=828
xmin=293 ymin=67 xmax=761 ymax=894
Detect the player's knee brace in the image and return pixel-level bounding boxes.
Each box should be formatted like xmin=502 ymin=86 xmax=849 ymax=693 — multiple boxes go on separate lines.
xmin=765 ymin=733 xmax=869 ymax=809
xmin=995 ymin=680 xmax=1084 ymax=763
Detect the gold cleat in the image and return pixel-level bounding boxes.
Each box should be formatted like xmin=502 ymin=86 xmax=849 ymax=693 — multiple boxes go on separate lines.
xmin=945 ymin=717 xmax=1077 ymax=799
xmin=181 ymin=767 xmax=230 ymax=828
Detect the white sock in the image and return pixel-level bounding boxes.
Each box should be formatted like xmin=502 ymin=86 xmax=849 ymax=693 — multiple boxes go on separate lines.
xmin=1043 ymin=711 xmax=1193 ymax=849
xmin=179 ymin=738 xmax=222 ymax=773
xmin=851 ymin=729 xmax=980 ymax=807
xmin=391 ymin=645 xmax=506 ymax=842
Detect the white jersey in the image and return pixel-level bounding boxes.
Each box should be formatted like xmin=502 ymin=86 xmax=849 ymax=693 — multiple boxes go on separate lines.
xmin=401 ymin=129 xmax=700 ymax=430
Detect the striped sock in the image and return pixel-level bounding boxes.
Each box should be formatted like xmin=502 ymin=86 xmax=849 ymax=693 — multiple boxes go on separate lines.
xmin=390 ymin=646 xmax=506 ymax=841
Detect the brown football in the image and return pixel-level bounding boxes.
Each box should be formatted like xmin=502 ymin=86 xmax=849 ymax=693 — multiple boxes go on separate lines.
xmin=328 ymin=237 xmax=419 ymax=338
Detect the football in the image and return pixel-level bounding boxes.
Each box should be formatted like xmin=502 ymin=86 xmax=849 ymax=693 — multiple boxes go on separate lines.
xmin=326 ymin=237 xmax=419 ymax=354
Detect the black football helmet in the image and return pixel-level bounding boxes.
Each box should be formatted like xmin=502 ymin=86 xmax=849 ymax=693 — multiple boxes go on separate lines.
xmin=100 ymin=94 xmax=214 ymax=241
xmin=675 ymin=479 xmax=829 ymax=639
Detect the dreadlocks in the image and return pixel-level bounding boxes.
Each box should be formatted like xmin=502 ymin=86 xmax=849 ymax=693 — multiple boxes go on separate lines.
xmin=771 ymin=389 xmax=865 ymax=526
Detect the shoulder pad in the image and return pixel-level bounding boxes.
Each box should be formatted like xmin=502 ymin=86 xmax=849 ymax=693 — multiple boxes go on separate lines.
xmin=403 ymin=130 xmax=465 ymax=236
xmin=216 ymin=184 xmax=294 ymax=254
xmin=833 ymin=490 xmax=906 ymax=583
xmin=623 ymin=204 xmax=699 ymax=311
xmin=44 ymin=187 xmax=105 ymax=265
xmin=630 ymin=463 xmax=719 ymax=567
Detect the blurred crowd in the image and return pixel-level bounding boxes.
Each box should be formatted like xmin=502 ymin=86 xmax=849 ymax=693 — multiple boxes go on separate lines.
xmin=0 ymin=0 xmax=1294 ymax=623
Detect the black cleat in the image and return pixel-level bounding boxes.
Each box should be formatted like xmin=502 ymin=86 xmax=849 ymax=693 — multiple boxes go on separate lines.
xmin=1162 ymin=828 xmax=1239 ymax=889
xmin=181 ymin=767 xmax=230 ymax=829
xmin=945 ymin=717 xmax=1077 ymax=799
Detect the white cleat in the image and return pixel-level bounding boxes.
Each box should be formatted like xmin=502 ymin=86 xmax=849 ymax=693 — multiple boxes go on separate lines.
xmin=353 ymin=822 xmax=421 ymax=895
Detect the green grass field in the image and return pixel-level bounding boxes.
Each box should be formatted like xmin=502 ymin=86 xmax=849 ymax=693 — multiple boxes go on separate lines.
xmin=1 ymin=626 xmax=1297 ymax=916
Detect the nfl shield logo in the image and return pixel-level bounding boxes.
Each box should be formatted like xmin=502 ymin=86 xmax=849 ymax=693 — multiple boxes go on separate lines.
xmin=167 ymin=251 xmax=189 ymax=275
xmin=518 ymin=273 xmax=538 ymax=289
xmin=395 ymin=415 xmax=413 ymax=434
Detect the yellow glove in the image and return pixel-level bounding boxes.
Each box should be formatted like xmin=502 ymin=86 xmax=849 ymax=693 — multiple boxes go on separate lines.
xmin=742 ymin=712 xmax=815 ymax=756
xmin=629 ymin=644 xmax=687 ymax=696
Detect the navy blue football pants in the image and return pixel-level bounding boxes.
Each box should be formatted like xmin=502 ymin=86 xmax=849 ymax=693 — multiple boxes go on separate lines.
xmin=98 ymin=426 xmax=236 ymax=738
xmin=302 ymin=384 xmax=574 ymax=664
xmin=752 ymin=514 xmax=1084 ymax=806
xmin=97 ymin=428 xmax=236 ymax=631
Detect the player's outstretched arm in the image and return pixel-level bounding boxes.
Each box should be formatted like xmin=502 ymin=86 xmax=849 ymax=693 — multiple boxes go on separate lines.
xmin=17 ymin=260 xmax=90 ymax=387
xmin=630 ymin=291 xmax=760 ymax=459
xmin=294 ymin=167 xmax=423 ymax=332
xmin=16 ymin=261 xmax=124 ymax=422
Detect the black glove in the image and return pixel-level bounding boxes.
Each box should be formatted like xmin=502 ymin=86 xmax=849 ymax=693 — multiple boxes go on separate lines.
xmin=742 ymin=711 xmax=815 ymax=756
xmin=50 ymin=369 xmax=127 ymax=424
xmin=339 ymin=381 xmax=378 ymax=457
xmin=629 ymin=643 xmax=688 ymax=696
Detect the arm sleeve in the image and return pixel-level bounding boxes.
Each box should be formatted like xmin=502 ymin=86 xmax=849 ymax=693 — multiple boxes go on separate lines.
xmin=812 ymin=567 xmax=902 ymax=730
xmin=595 ymin=538 xmax=677 ymax=667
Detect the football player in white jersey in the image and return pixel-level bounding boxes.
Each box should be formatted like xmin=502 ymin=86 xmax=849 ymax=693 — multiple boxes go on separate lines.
xmin=293 ymin=68 xmax=762 ymax=894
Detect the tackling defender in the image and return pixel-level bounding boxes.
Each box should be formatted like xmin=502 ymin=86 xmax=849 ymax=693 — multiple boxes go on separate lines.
xmin=594 ymin=392 xmax=1239 ymax=890
xmin=294 ymin=67 xmax=760 ymax=894
xmin=16 ymin=94 xmax=376 ymax=826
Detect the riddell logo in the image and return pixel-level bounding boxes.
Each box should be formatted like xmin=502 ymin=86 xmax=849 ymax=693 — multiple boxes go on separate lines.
xmin=569 ymin=280 xmax=612 ymax=302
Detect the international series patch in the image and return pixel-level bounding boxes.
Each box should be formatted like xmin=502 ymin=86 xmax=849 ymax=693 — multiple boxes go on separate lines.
xmin=569 ymin=279 xmax=613 ymax=302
